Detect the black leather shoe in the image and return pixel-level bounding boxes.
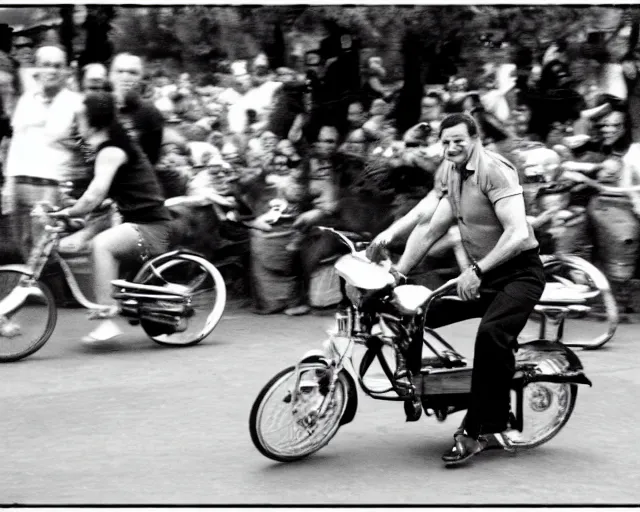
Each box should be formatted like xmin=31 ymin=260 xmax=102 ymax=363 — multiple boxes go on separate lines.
xmin=441 ymin=433 xmax=488 ymax=466
xmin=404 ymin=396 xmax=422 ymax=422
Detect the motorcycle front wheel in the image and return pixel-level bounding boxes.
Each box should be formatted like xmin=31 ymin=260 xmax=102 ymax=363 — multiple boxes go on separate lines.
xmin=249 ymin=363 xmax=349 ymax=462
xmin=504 ymin=383 xmax=577 ymax=450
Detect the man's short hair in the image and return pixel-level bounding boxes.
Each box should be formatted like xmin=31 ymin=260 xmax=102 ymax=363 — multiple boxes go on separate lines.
xmin=83 ymin=62 xmax=107 ymax=80
xmin=34 ymin=45 xmax=66 ymax=65
xmin=438 ymin=113 xmax=479 ymax=138
xmin=110 ymin=52 xmax=144 ymax=73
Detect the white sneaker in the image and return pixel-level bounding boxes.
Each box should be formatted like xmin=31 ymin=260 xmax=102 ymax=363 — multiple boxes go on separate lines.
xmin=82 ymin=319 xmax=124 ymax=345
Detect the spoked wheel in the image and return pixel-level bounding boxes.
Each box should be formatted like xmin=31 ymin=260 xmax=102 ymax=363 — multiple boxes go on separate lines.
xmin=521 ymin=254 xmax=617 ymax=349
xmin=249 ymin=363 xmax=349 ymax=462
xmin=0 ymin=269 xmax=57 ymax=362
xmin=503 ymin=383 xmax=577 ymax=450
xmin=133 ymin=253 xmax=226 ymax=346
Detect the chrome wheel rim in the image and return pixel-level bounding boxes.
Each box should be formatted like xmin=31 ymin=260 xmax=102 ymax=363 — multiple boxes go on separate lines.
xmin=255 ymin=364 xmax=346 ymax=459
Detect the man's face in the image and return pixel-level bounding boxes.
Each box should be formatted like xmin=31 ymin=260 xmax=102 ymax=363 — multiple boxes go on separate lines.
xmin=347 ymin=103 xmax=365 ymax=128
xmin=440 ymin=122 xmax=476 ymax=167
xmin=36 ymin=48 xmax=66 ymax=90
xmin=598 ymin=111 xmax=626 ymax=146
xmin=82 ymin=66 xmax=108 ymax=92
xmin=315 ymin=127 xmax=339 ymax=158
xmin=110 ymin=55 xmax=143 ymax=98
xmin=420 ymin=97 xmax=442 ymax=122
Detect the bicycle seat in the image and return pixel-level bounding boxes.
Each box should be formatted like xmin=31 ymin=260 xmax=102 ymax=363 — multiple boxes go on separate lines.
xmin=538 ymin=282 xmax=600 ymax=305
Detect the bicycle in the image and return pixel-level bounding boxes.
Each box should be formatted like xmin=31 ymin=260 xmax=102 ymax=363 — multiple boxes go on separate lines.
xmin=249 ymin=227 xmax=593 ymax=462
xmin=0 ymin=201 xmax=227 ymax=362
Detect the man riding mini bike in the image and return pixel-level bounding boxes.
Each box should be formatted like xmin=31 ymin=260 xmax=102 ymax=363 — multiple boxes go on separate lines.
xmin=370 ymin=113 xmax=549 ymax=465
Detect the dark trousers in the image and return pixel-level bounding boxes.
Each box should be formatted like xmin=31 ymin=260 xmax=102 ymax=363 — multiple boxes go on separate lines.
xmin=413 ymin=249 xmax=545 ymax=438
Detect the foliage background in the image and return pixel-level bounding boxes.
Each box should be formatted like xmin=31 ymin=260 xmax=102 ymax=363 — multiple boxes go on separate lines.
xmin=5 ymin=5 xmax=640 ymax=82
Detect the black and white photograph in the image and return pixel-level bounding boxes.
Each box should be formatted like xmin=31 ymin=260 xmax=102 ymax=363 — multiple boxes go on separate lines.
xmin=0 ymin=2 xmax=638 ymax=506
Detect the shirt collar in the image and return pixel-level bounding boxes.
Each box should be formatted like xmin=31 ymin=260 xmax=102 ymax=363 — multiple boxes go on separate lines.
xmin=458 ymin=139 xmax=482 ymax=180
xmin=32 ymin=87 xmax=66 ymax=105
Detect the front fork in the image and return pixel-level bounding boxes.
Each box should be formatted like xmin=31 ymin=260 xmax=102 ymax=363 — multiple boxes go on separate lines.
xmin=289 ymin=336 xmax=354 ymax=424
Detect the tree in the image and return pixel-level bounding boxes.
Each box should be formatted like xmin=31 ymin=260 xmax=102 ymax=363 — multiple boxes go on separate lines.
xmin=58 ymin=6 xmax=75 ymax=65
xmin=78 ymin=6 xmax=116 ymax=68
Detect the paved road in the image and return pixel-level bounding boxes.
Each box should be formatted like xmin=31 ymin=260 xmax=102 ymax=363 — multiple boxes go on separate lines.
xmin=1 ymin=304 xmax=639 ymax=505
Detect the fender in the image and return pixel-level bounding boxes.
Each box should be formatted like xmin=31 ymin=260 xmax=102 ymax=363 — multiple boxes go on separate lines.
xmin=298 ymin=348 xmax=359 ymax=427
xmin=0 ymin=263 xmax=36 ymax=277
xmin=514 ymin=339 xmax=592 ymax=387
xmin=133 ymin=249 xmax=209 ymax=282
xmin=0 ymin=264 xmax=45 ymax=317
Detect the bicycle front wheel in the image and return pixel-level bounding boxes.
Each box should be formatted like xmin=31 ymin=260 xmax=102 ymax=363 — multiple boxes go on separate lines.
xmin=0 ymin=269 xmax=57 ymax=362
xmin=249 ymin=363 xmax=349 ymax=462
xmin=133 ymin=253 xmax=226 ymax=346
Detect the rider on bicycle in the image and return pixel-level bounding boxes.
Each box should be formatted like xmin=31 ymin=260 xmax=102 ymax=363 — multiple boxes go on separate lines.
xmin=368 ymin=113 xmax=545 ymax=466
xmin=52 ymin=91 xmax=173 ymax=344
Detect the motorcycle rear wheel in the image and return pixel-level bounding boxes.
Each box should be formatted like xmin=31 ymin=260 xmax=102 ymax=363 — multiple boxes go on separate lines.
xmin=504 ymin=383 xmax=577 ymax=450
xmin=249 ymin=363 xmax=349 ymax=462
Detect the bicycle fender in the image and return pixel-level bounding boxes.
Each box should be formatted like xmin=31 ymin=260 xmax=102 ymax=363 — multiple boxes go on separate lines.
xmin=0 ymin=264 xmax=36 ymax=277
xmin=298 ymin=349 xmax=359 ymax=427
xmin=514 ymin=339 xmax=592 ymax=387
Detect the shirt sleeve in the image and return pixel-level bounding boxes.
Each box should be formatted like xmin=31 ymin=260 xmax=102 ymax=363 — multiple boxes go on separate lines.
xmin=621 ymin=143 xmax=640 ymax=187
xmin=481 ymin=154 xmax=523 ymax=204
xmin=433 ymin=163 xmax=449 ymax=198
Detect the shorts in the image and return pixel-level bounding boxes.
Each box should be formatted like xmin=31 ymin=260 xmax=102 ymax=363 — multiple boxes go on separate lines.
xmin=128 ymin=221 xmax=173 ymax=262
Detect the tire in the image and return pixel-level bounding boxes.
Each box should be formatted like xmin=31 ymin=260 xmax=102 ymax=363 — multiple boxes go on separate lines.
xmin=249 ymin=363 xmax=350 ymax=462
xmin=504 ymin=383 xmax=577 ymax=450
xmin=0 ymin=269 xmax=57 ymax=362
xmin=537 ymin=254 xmax=617 ymax=349
xmin=133 ymin=253 xmax=226 ymax=346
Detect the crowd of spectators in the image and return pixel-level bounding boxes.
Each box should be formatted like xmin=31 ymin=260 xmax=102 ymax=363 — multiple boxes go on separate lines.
xmin=3 ymin=34 xmax=640 ymax=316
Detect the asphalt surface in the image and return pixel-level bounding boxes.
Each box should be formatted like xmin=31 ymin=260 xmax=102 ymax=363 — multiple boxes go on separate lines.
xmin=1 ymin=303 xmax=639 ymax=505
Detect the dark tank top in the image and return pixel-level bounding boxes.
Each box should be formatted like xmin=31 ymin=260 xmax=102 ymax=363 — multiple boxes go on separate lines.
xmin=96 ymin=131 xmax=171 ymax=224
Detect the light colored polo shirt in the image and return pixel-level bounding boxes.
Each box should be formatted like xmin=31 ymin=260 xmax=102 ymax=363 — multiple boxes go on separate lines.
xmin=438 ymin=140 xmax=538 ymax=261
xmin=5 ymin=87 xmax=83 ymax=181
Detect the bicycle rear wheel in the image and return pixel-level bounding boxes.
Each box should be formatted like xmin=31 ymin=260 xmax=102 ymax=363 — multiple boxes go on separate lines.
xmin=133 ymin=253 xmax=226 ymax=346
xmin=504 ymin=383 xmax=577 ymax=450
xmin=0 ymin=269 xmax=57 ymax=362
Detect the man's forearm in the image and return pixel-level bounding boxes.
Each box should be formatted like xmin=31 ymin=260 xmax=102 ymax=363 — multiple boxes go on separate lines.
xmin=396 ymin=222 xmax=447 ymax=275
xmin=477 ymin=228 xmax=530 ymax=274
xmin=386 ymin=208 xmax=423 ymax=241
xmin=386 ymin=193 xmax=438 ymax=242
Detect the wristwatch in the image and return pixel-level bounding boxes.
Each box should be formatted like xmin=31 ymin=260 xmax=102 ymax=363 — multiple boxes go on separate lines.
xmin=471 ymin=261 xmax=483 ymax=279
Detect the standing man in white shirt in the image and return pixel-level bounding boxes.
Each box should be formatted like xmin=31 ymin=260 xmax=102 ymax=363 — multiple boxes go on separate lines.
xmin=1 ymin=46 xmax=84 ymax=260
